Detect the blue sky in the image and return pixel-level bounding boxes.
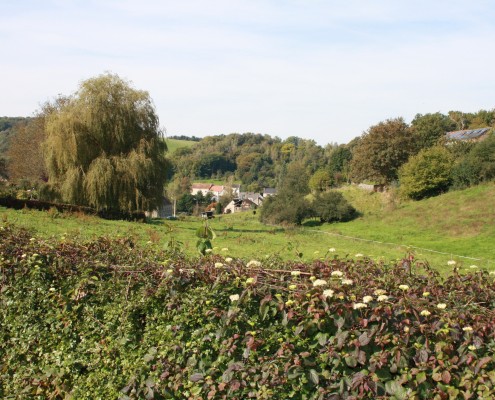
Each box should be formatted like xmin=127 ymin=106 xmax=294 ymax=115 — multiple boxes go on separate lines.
xmin=1 ymin=1 xmax=494 ymax=145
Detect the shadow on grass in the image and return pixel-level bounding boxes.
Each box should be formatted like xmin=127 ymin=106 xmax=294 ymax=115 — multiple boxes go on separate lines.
xmin=302 ymin=220 xmax=323 ymax=228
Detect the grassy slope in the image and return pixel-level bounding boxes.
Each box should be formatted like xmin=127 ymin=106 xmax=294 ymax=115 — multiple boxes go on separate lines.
xmin=1 ymin=183 xmax=494 ymax=275
xmin=324 ymin=183 xmax=495 ymax=270
xmin=164 ymin=138 xmax=197 ymax=153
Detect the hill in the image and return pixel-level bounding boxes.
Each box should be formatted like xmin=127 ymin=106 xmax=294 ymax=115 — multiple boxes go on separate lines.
xmin=320 ymin=183 xmax=495 ymax=271
xmin=165 ymin=138 xmax=197 ymax=153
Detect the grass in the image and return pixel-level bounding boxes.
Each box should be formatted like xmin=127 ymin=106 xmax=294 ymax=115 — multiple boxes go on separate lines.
xmin=1 ymin=183 xmax=494 ymax=276
xmin=164 ymin=138 xmax=197 ymax=153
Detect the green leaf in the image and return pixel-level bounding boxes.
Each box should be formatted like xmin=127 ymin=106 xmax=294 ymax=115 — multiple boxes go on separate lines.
xmin=345 ymin=355 xmax=357 ymax=368
xmin=385 ymin=380 xmax=407 ymax=400
xmin=309 ymin=369 xmax=319 ymax=385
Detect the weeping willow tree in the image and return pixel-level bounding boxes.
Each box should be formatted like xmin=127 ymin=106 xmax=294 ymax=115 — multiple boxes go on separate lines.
xmin=43 ymin=73 xmax=168 ymax=212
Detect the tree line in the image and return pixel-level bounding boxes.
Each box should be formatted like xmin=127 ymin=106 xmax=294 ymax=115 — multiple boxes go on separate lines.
xmin=1 ymin=72 xmax=494 ymax=220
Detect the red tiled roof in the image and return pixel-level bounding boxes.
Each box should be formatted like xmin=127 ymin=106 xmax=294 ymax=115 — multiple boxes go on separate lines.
xmin=192 ymin=183 xmax=213 ymax=190
xmin=210 ymin=185 xmax=224 ymax=192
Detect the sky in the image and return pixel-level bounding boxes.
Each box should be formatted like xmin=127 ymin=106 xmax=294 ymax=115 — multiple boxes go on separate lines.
xmin=1 ymin=1 xmax=495 ymax=146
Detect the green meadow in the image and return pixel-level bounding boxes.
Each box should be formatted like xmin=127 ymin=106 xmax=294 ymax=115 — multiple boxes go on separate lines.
xmin=164 ymin=138 xmax=197 ymax=153
xmin=2 ymin=182 xmax=494 ymax=276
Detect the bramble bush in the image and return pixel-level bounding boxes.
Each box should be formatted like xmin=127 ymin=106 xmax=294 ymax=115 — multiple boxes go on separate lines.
xmin=1 ymin=223 xmax=495 ymax=399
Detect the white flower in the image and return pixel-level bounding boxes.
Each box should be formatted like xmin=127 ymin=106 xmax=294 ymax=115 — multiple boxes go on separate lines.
xmin=399 ymin=284 xmax=409 ymax=291
xmin=362 ymin=295 xmax=373 ymax=303
xmin=291 ymin=271 xmax=301 ymax=276
xmin=374 ymin=289 xmax=387 ymax=296
xmin=341 ymin=279 xmax=353 ymax=285
xmin=246 ymin=277 xmax=255 ymax=284
xmin=437 ymin=303 xmax=447 ymax=310
xmin=313 ymin=279 xmax=327 ymax=287
xmin=49 ymin=287 xmax=56 ymax=292
xmin=221 ymin=248 xmax=229 ymax=252
xmin=225 ymin=257 xmax=233 ymax=263
xmin=355 ymin=253 xmax=363 ymax=257
xmin=377 ymin=294 xmax=389 ymax=302
xmin=329 ymin=248 xmax=336 ymax=252
xmin=331 ymin=270 xmax=343 ymax=277
xmin=215 ymin=262 xmax=224 ymax=268
xmin=404 ymin=326 xmax=410 ymax=333
xmin=462 ymin=326 xmax=473 ymax=332
xmin=205 ymin=248 xmax=213 ymax=253
xmin=229 ymin=294 xmax=240 ymax=302
xmin=353 ymin=302 xmax=367 ymax=310
xmin=468 ymin=345 xmax=477 ymax=351
xmin=447 ymin=260 xmax=456 ymax=266
xmin=489 ymin=271 xmax=495 ymax=275
xmin=420 ymin=310 xmax=431 ymax=316
xmin=247 ymin=260 xmax=261 ymax=268
xmin=469 ymin=265 xmax=478 ymax=269
xmin=323 ymin=289 xmax=334 ymax=299
xmin=309 ymin=276 xmax=316 ymax=281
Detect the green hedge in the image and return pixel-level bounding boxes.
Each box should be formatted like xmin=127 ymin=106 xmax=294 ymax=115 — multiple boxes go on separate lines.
xmin=1 ymin=223 xmax=495 ymax=399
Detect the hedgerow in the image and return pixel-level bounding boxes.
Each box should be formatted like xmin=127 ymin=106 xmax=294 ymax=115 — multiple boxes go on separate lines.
xmin=1 ymin=223 xmax=495 ymax=399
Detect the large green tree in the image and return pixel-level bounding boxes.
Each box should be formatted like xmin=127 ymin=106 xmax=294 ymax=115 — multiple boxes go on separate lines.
xmin=410 ymin=112 xmax=457 ymax=151
xmin=43 ymin=73 xmax=168 ymax=212
xmin=350 ymin=118 xmax=414 ymax=184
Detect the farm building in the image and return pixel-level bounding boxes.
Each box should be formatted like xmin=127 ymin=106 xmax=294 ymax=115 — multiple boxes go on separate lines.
xmin=223 ymin=198 xmax=257 ymax=214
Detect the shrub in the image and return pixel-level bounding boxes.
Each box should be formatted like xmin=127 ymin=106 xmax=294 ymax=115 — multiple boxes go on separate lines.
xmin=259 ymin=195 xmax=311 ymax=225
xmin=312 ymin=190 xmax=357 ymax=222
xmin=451 ymin=134 xmax=495 ymax=189
xmin=2 ymin=223 xmax=495 ymax=399
xmin=399 ymin=146 xmax=453 ymax=200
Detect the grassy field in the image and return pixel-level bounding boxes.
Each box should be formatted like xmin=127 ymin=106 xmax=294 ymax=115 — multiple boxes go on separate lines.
xmin=1 ymin=183 xmax=494 ymax=276
xmin=164 ymin=138 xmax=197 ymax=153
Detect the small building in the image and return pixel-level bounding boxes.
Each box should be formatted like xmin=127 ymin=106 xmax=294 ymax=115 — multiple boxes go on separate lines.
xmin=191 ymin=183 xmax=214 ymax=196
xmin=263 ymin=188 xmax=277 ymax=197
xmin=191 ymin=183 xmax=241 ymax=201
xmin=223 ymin=198 xmax=257 ymax=214
xmin=239 ymin=191 xmax=264 ymax=206
xmin=201 ymin=210 xmax=214 ymax=219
